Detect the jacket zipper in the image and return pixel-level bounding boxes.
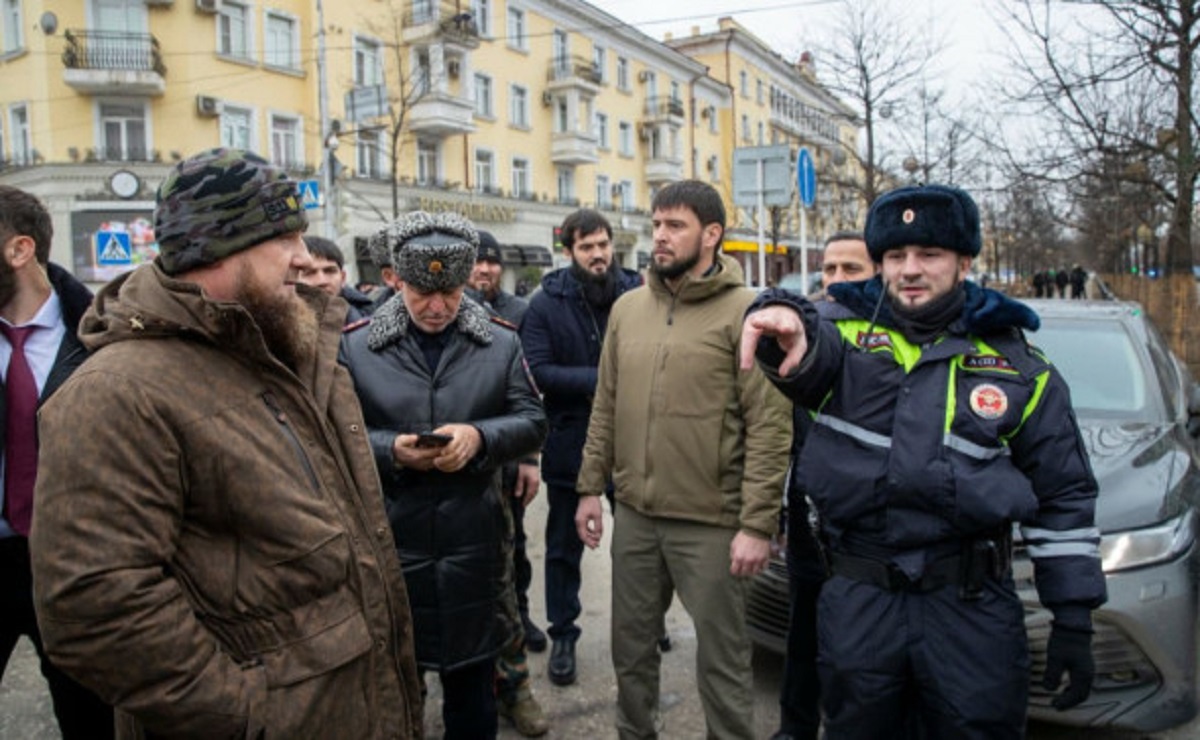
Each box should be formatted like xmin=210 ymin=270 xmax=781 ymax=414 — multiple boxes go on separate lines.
xmin=262 ymin=392 xmax=322 ymax=493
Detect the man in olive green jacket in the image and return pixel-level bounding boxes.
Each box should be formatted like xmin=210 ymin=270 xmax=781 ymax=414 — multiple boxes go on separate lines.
xmin=576 ymin=180 xmax=791 ymax=740
xmin=30 ymin=149 xmax=422 ymax=739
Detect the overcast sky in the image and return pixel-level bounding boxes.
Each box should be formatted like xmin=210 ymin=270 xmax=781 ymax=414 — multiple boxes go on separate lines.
xmin=606 ymin=0 xmax=1002 ymax=104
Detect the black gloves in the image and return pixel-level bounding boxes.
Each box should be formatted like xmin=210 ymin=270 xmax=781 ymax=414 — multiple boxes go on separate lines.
xmin=1043 ymin=622 xmax=1095 ymax=710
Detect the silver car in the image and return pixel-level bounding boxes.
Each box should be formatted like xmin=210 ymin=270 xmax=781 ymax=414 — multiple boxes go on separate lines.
xmin=746 ymin=299 xmax=1200 ymax=732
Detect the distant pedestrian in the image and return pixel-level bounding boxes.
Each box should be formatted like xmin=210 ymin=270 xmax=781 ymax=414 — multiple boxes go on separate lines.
xmin=1032 ymin=270 xmax=1047 ymax=298
xmin=1055 ymin=267 xmax=1069 ymax=298
xmin=1070 ymin=265 xmax=1087 ymax=299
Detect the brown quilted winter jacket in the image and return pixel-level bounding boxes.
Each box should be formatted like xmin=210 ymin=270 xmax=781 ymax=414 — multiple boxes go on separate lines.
xmin=30 ymin=264 xmax=423 ymax=739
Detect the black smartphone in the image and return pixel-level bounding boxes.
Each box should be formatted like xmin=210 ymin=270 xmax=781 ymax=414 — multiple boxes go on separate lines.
xmin=414 ymin=432 xmax=453 ymax=448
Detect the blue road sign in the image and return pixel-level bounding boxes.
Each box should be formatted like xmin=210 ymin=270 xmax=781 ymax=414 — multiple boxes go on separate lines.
xmin=96 ymin=231 xmax=132 ymax=266
xmin=297 ymin=179 xmax=321 ymax=210
xmin=797 ymin=147 xmax=817 ymax=208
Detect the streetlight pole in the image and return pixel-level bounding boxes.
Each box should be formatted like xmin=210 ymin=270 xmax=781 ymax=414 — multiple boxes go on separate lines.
xmin=316 ymin=0 xmax=334 ymax=238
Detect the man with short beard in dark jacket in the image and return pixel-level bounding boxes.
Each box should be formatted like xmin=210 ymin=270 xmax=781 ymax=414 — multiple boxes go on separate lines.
xmin=519 ymin=209 xmax=641 ymax=687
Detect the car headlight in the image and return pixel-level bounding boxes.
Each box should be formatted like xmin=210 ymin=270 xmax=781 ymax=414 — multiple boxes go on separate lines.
xmin=1100 ymin=512 xmax=1196 ymax=573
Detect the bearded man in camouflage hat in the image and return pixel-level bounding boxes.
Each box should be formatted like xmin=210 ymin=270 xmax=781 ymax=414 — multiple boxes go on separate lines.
xmin=342 ymin=210 xmax=547 ymax=740
xmin=30 ymin=148 xmax=423 ymax=739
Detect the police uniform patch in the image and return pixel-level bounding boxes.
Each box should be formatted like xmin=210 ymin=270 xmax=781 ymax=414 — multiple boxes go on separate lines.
xmin=969 ymin=383 xmax=1008 ymax=419
xmin=963 ymin=355 xmax=1014 ymax=371
xmin=263 ymin=194 xmax=300 ymax=222
xmin=428 ymin=259 xmax=443 ymax=273
xmin=856 ymin=331 xmax=892 ymax=350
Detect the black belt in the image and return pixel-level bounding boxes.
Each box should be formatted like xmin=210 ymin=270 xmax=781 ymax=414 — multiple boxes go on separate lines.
xmin=830 ymin=552 xmax=960 ymax=593
xmin=830 ymin=537 xmax=1011 ymax=601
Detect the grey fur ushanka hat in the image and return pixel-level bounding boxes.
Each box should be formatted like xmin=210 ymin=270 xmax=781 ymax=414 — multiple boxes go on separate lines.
xmin=372 ymin=210 xmax=479 ymax=291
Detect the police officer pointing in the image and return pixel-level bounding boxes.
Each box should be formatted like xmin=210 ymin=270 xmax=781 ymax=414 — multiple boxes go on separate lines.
xmin=740 ymin=184 xmax=1106 ymax=738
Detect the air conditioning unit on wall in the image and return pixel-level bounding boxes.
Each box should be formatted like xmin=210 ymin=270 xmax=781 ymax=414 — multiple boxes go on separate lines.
xmin=195 ymin=0 xmax=218 ymax=14
xmin=637 ymin=70 xmax=652 ymax=83
xmin=541 ymin=90 xmax=554 ymax=106
xmin=196 ymin=95 xmax=223 ymax=117
xmin=146 ymin=0 xmax=175 ymax=6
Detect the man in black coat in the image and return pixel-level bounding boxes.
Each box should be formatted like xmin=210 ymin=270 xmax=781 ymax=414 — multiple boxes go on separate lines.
xmin=518 ymin=209 xmax=641 ymax=687
xmin=0 ymin=185 xmax=113 ymax=739
xmin=299 ymin=235 xmax=375 ymax=322
xmin=342 ymin=211 xmax=547 ymax=740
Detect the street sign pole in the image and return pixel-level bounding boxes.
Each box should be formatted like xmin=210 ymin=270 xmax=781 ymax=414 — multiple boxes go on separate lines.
xmin=800 ymin=207 xmax=808 ymax=293
xmin=757 ymin=160 xmax=767 ymax=288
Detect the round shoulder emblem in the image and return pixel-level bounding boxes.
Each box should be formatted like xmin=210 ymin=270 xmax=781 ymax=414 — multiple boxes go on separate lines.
xmin=969 ymin=383 xmax=1008 ymax=420
xmin=902 ymin=208 xmax=916 ymax=224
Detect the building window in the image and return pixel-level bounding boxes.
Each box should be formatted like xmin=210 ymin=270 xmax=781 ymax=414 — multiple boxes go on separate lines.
xmin=556 ymin=166 xmax=574 ymax=204
xmin=708 ymin=155 xmax=720 ymax=182
xmin=741 ymin=114 xmax=750 ymax=142
xmin=757 ymin=121 xmax=764 ymax=144
xmin=670 ymin=81 xmax=681 ymax=104
xmin=354 ymin=37 xmax=382 ymax=86
xmin=414 ymin=49 xmax=431 ymax=96
xmin=218 ymin=1 xmax=251 ymax=60
xmin=507 ymin=8 xmax=526 ymax=51
xmin=474 ymin=74 xmax=493 ymax=117
xmin=474 ymin=150 xmax=494 ymax=193
xmin=554 ymin=99 xmax=568 ymax=134
xmin=708 ymin=106 xmax=718 ymax=134
xmin=616 ymin=56 xmax=629 ymax=90
xmin=552 ymin=29 xmax=568 ymax=68
xmin=99 ymin=102 xmax=148 ymax=161
xmin=417 ymin=139 xmax=439 ymax=185
xmin=618 ymin=121 xmax=632 ymax=156
xmin=594 ymin=111 xmax=608 ymax=149
xmin=357 ymin=130 xmax=382 ymax=179
xmin=270 ymin=114 xmax=301 ymax=169
xmin=593 ymin=45 xmax=606 ymax=83
xmin=509 ymin=84 xmax=529 ymax=127
xmin=739 ymin=70 xmax=749 ymax=97
xmin=596 ymin=175 xmax=611 ymax=210
xmin=264 ymin=11 xmax=298 ymax=70
xmin=511 ymin=157 xmax=530 ymax=198
xmin=9 ymin=104 xmax=29 ymax=165
xmin=221 ymin=106 xmax=253 ymax=150
xmin=644 ymin=71 xmax=657 ymax=99
xmin=619 ymin=179 xmax=633 ymax=212
xmin=2 ymin=0 xmax=22 ymax=54
xmin=756 ymin=79 xmax=764 ymax=104
xmin=471 ymin=0 xmax=491 ymax=36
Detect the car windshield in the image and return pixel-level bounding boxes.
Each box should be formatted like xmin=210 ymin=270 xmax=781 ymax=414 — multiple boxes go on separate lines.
xmin=1030 ymin=317 xmax=1159 ymax=421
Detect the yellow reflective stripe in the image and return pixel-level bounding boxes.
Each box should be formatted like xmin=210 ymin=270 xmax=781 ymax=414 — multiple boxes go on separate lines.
xmin=1002 ymin=369 xmax=1050 ymax=443
xmin=945 ymin=361 xmax=957 ymax=433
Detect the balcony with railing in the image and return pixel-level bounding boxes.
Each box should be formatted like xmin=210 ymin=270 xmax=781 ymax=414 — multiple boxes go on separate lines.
xmin=643 ymin=95 xmax=686 ymax=124
xmin=408 ymin=91 xmax=477 ymax=136
xmin=644 ymin=156 xmax=684 ymax=184
xmin=61 ymin=30 xmax=166 ymax=96
xmin=551 ymin=131 xmax=599 ymax=165
xmin=403 ymin=0 xmax=481 ymax=48
xmin=546 ymin=55 xmax=602 ymax=95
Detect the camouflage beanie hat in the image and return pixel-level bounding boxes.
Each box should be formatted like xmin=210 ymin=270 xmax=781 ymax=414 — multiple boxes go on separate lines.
xmin=376 ymin=211 xmax=478 ymax=292
xmin=154 ymin=148 xmax=308 ymax=275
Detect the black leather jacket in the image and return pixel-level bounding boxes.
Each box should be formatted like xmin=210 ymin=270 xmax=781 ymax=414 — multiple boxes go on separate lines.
xmin=341 ymin=294 xmax=547 ymax=670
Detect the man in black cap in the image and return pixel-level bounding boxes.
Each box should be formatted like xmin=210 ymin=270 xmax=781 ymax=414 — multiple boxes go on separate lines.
xmin=741 ymin=184 xmax=1106 ymax=738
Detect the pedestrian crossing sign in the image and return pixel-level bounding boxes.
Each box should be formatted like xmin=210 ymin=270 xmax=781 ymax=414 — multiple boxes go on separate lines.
xmin=96 ymin=230 xmax=132 ymax=266
xmin=297 ymin=179 xmax=321 ymax=210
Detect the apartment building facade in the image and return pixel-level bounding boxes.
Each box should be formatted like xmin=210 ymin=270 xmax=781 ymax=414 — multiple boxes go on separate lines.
xmin=0 ymin=0 xmax=858 ymax=289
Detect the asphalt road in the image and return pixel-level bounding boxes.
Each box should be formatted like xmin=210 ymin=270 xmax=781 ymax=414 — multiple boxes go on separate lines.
xmin=3 ymin=487 xmax=1198 ymax=738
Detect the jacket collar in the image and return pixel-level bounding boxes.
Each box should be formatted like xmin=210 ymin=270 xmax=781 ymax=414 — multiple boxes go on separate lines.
xmin=367 ymin=292 xmax=494 ymax=351
xmin=828 ymin=276 xmax=1040 ymax=335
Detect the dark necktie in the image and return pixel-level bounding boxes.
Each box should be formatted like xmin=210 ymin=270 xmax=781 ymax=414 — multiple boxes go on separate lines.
xmin=1 ymin=323 xmax=37 ymax=537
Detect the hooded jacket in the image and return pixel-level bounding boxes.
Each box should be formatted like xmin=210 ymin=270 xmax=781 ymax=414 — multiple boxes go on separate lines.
xmin=341 ymin=294 xmax=547 ymax=671
xmin=519 ymin=265 xmax=642 ymax=489
xmin=31 ymin=263 xmax=423 ymax=739
xmin=752 ymin=278 xmax=1106 ymax=624
xmin=576 ymin=254 xmax=792 ymax=538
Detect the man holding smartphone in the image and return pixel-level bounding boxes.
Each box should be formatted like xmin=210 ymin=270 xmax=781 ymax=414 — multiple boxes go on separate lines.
xmin=342 ymin=211 xmax=547 ymax=739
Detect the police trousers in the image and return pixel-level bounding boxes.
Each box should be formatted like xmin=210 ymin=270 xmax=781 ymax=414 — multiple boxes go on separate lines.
xmin=818 ymin=572 xmax=1030 ymax=740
